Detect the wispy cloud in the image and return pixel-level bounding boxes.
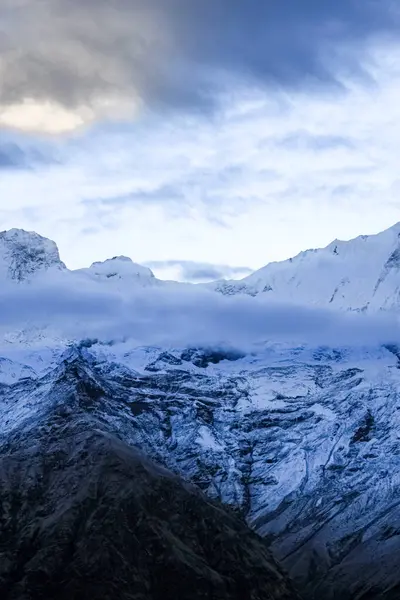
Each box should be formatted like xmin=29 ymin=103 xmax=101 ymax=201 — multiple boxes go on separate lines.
xmin=274 ymin=132 xmax=355 ymax=152
xmin=144 ymin=260 xmax=253 ymax=282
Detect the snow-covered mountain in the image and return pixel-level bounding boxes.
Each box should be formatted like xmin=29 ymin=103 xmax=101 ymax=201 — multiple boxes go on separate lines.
xmin=211 ymin=222 xmax=400 ymax=312
xmin=0 ymin=350 xmax=301 ymax=600
xmin=2 ymin=340 xmax=400 ymax=598
xmin=3 ymin=223 xmax=400 ymax=314
xmin=0 ymin=229 xmax=162 ymax=287
xmin=2 ymin=225 xmax=400 ymax=599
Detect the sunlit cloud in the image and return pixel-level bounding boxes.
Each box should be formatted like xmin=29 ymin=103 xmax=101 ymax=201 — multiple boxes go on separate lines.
xmin=1 ymin=0 xmax=399 ymax=132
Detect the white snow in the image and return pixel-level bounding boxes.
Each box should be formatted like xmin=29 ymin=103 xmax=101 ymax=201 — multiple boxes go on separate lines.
xmin=75 ymin=256 xmax=158 ymax=289
xmin=0 ymin=357 xmax=37 ymax=384
xmin=210 ymin=222 xmax=400 ymax=312
xmin=197 ymin=426 xmax=225 ymax=451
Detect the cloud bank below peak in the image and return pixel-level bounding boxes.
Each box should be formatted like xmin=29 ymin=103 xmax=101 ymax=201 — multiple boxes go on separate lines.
xmin=0 ymin=277 xmax=399 ymax=352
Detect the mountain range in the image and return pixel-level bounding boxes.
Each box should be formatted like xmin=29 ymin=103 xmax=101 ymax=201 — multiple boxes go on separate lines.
xmin=2 ymin=224 xmax=400 ymax=599
xmin=3 ymin=223 xmax=400 ymax=313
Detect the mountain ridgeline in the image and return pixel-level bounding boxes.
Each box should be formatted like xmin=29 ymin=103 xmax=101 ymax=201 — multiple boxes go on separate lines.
xmin=2 ymin=223 xmax=400 ymax=312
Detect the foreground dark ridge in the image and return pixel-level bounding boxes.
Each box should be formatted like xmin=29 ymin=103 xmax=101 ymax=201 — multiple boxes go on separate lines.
xmin=0 ymin=416 xmax=301 ymax=600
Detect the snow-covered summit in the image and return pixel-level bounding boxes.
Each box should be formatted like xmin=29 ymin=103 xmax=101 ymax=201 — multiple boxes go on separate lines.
xmin=0 ymin=228 xmax=66 ymax=281
xmin=3 ymin=223 xmax=400 ymax=312
xmin=88 ymin=256 xmax=155 ymax=280
xmin=75 ymin=256 xmax=158 ymax=288
xmin=211 ymin=222 xmax=400 ymax=312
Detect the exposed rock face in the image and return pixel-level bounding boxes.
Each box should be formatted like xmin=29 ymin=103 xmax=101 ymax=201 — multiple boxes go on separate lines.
xmin=0 ymin=416 xmax=300 ymax=600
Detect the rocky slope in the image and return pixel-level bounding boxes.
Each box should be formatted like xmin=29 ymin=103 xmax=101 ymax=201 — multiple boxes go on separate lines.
xmin=1 ymin=342 xmax=400 ymax=599
xmin=0 ymin=413 xmax=300 ymax=600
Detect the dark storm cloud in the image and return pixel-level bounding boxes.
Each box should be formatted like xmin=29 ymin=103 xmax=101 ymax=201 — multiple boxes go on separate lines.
xmin=1 ymin=0 xmax=399 ymax=121
xmin=145 ymin=260 xmax=253 ymax=282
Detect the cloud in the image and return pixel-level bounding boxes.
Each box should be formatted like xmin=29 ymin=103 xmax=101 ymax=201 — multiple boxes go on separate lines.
xmin=1 ymin=38 xmax=400 ymax=273
xmin=0 ymin=141 xmax=59 ymax=170
xmin=0 ymin=277 xmax=399 ymax=351
xmin=83 ymin=185 xmax=185 ymax=209
xmin=144 ymin=260 xmax=253 ymax=282
xmin=1 ymin=0 xmax=399 ymax=131
xmin=275 ymin=131 xmax=355 ymax=152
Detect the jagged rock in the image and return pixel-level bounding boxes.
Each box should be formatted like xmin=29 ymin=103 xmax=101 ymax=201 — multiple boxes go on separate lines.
xmin=181 ymin=347 xmax=245 ymax=368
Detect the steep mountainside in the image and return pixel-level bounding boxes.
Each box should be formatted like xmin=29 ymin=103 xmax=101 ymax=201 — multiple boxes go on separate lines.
xmin=0 ymin=412 xmax=300 ymax=600
xmin=211 ymin=223 xmax=400 ymax=312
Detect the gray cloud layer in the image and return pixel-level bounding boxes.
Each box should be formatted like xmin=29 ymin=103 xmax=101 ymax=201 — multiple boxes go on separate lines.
xmin=0 ymin=280 xmax=399 ymax=350
xmin=1 ymin=0 xmax=399 ymax=126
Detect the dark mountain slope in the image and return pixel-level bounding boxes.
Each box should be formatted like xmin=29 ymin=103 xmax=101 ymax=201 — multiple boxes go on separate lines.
xmin=0 ymin=417 xmax=301 ymax=600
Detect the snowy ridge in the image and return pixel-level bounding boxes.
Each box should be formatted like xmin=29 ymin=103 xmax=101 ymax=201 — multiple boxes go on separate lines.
xmin=76 ymin=256 xmax=157 ymax=285
xmin=3 ymin=224 xmax=400 ymax=313
xmin=211 ymin=222 xmax=400 ymax=312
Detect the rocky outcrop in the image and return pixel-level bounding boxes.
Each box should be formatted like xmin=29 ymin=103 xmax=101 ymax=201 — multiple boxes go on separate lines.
xmin=0 ymin=415 xmax=300 ymax=600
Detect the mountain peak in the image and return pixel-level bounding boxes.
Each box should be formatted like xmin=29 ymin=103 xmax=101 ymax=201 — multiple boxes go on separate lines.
xmin=0 ymin=228 xmax=66 ymax=281
xmin=80 ymin=256 xmax=156 ymax=282
xmin=211 ymin=221 xmax=400 ymax=311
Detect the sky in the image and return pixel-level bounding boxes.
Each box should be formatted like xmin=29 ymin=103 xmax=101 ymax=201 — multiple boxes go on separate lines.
xmin=1 ymin=1 xmax=400 ymax=282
